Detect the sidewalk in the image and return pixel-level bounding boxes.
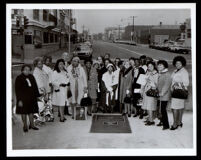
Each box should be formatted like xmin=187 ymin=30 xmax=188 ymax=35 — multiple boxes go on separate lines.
xmin=12 ymin=111 xmax=193 ymax=149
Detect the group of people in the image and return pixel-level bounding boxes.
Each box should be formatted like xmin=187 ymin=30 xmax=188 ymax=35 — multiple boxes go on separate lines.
xmin=15 ymin=52 xmax=189 ymax=132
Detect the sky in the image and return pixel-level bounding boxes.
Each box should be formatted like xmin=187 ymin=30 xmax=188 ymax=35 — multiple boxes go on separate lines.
xmin=74 ymin=9 xmax=190 ymax=34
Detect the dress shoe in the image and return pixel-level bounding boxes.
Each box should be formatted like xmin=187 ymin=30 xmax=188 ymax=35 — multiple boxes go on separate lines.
xmin=87 ymin=113 xmax=92 ymax=116
xmin=143 ymin=119 xmax=149 ymax=123
xmin=157 ymin=122 xmax=163 ymax=126
xmin=122 ymin=113 xmax=126 ymax=116
xmin=29 ymin=126 xmax=39 ymax=130
xmin=64 ymin=117 xmax=67 ymax=121
xmin=145 ymin=121 xmax=155 ymax=126
xmin=139 ymin=115 xmax=143 ymax=119
xmin=170 ymin=125 xmax=178 ymax=130
xmin=23 ymin=127 xmax=28 ymax=132
xmin=178 ymin=122 xmax=183 ymax=128
xmin=133 ymin=114 xmax=138 ymax=117
xmin=128 ymin=114 xmax=131 ymax=117
xmin=162 ymin=126 xmax=169 ymax=130
xmin=60 ymin=119 xmax=65 ymax=122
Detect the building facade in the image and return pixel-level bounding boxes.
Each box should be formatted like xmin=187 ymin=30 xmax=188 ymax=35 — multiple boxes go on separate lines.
xmin=150 ymin=24 xmax=181 ymax=44
xmin=11 ymin=9 xmax=76 ymax=60
xmin=104 ymin=27 xmax=125 ymax=41
xmin=123 ymin=25 xmax=153 ymax=44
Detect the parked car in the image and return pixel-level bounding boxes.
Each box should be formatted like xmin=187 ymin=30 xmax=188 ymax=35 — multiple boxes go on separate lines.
xmin=73 ymin=44 xmax=93 ymax=60
xmin=168 ymin=41 xmax=190 ymax=54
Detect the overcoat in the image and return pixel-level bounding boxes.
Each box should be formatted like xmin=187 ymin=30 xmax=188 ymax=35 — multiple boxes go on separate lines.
xmin=51 ymin=70 xmax=69 ymax=106
xmin=170 ymin=67 xmax=189 ymax=109
xmin=141 ymin=70 xmax=159 ymax=111
xmin=84 ymin=66 xmax=98 ymax=100
xmin=15 ymin=73 xmax=40 ymax=114
xmin=158 ymin=69 xmax=172 ymax=101
xmin=119 ymin=67 xmax=133 ymax=103
xmin=67 ymin=64 xmax=87 ymax=104
xmin=33 ymin=67 xmax=50 ymax=94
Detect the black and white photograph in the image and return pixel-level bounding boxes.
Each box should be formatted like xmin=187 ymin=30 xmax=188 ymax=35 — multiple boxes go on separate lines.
xmin=6 ymin=3 xmax=196 ymax=156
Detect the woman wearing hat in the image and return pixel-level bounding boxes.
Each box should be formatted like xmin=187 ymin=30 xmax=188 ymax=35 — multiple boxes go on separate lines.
xmin=101 ymin=63 xmax=118 ymax=113
xmin=67 ymin=57 xmax=88 ymax=119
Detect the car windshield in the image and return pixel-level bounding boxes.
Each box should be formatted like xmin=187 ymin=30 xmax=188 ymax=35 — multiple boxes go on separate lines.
xmin=76 ymin=46 xmax=90 ymax=51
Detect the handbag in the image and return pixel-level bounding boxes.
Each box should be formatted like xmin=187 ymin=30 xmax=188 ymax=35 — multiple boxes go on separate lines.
xmin=172 ymin=87 xmax=188 ymax=99
xmin=67 ymin=88 xmax=72 ymax=98
xmin=146 ymin=88 xmax=159 ymax=98
xmin=80 ymin=96 xmax=92 ymax=107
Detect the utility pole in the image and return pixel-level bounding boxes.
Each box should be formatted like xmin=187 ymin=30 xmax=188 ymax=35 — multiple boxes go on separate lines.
xmin=82 ymin=25 xmax=85 ymax=42
xmin=68 ymin=10 xmax=71 ymax=54
xmin=131 ymin=16 xmax=137 ymax=42
xmin=118 ymin=25 xmax=120 ymax=40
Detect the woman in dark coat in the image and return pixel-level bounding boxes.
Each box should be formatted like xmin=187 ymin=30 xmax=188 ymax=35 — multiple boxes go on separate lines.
xmin=15 ymin=64 xmax=40 ymax=132
xmin=132 ymin=58 xmax=145 ymax=118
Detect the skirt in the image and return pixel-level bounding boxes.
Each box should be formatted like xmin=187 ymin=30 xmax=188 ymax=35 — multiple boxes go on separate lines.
xmin=171 ymin=98 xmax=185 ymax=109
xmin=142 ymin=93 xmax=157 ymax=111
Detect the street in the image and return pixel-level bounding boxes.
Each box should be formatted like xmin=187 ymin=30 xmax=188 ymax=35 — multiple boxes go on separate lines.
xmin=12 ymin=40 xmax=194 ymax=149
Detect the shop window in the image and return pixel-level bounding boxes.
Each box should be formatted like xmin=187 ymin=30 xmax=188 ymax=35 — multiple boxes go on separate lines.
xmin=43 ymin=32 xmax=49 ymax=43
xmin=33 ymin=9 xmax=39 ymax=21
xmin=55 ymin=34 xmax=58 ymax=42
xmin=25 ymin=35 xmax=32 ymax=44
xmin=50 ymin=33 xmax=54 ymax=43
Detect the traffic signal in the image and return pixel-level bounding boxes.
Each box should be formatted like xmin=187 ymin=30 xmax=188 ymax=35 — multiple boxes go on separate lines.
xmin=24 ymin=16 xmax=29 ymax=29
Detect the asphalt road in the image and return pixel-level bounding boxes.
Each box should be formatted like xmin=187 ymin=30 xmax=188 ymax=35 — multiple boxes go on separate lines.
xmin=92 ymin=40 xmax=192 ymax=63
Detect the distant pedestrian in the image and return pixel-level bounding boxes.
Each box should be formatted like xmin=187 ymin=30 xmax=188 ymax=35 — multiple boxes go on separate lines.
xmin=51 ymin=59 xmax=70 ymax=122
xmin=15 ymin=64 xmax=40 ymax=132
xmin=170 ymin=56 xmax=189 ymax=130
xmin=157 ymin=60 xmax=171 ymax=130
xmin=141 ymin=61 xmax=159 ymax=126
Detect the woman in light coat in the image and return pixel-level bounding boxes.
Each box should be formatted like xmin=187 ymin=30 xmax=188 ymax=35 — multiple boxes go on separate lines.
xmin=33 ymin=57 xmax=50 ymax=97
xmin=157 ymin=60 xmax=172 ymax=130
xmin=67 ymin=57 xmax=88 ymax=118
xmin=102 ymin=63 xmax=118 ymax=113
xmin=141 ymin=61 xmax=159 ymax=126
xmin=51 ymin=59 xmax=70 ymax=122
xmin=119 ymin=60 xmax=133 ymax=117
xmin=170 ymin=56 xmax=189 ymax=130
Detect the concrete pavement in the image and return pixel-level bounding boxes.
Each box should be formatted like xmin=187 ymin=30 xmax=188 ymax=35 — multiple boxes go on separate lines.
xmin=12 ymin=111 xmax=193 ymax=149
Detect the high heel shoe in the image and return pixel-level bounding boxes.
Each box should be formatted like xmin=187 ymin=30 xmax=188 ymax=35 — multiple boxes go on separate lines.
xmin=60 ymin=119 xmax=65 ymax=122
xmin=170 ymin=125 xmax=178 ymax=130
xmin=29 ymin=125 xmax=39 ymax=130
xmin=178 ymin=122 xmax=183 ymax=128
